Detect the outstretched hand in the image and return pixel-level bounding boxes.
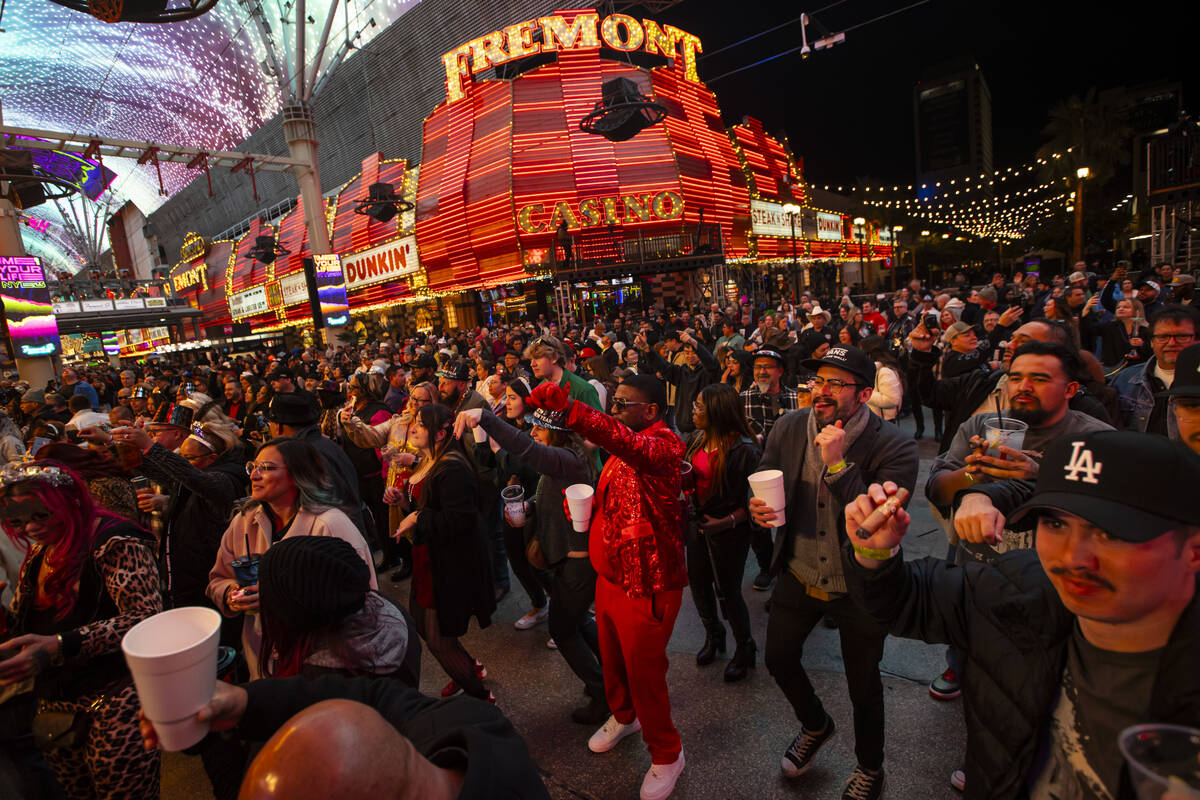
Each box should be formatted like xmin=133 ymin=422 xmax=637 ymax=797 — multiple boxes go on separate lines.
xmin=453 ymin=408 xmax=483 ymax=439
xmin=527 ymin=381 xmax=568 ymax=412
xmin=139 ymin=681 xmax=247 ymax=751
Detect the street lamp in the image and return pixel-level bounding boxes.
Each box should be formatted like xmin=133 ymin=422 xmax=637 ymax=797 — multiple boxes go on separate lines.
xmin=853 ymin=217 xmax=866 ymax=290
xmin=891 ymin=225 xmax=903 ymax=291
xmin=1073 ymin=166 xmax=1090 ymax=265
xmin=782 ymin=202 xmax=802 ymax=298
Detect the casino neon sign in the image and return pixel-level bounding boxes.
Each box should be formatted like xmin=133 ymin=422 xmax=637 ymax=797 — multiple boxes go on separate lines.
xmin=516 ymin=191 xmax=684 ymax=233
xmin=442 ymin=12 xmax=702 ymax=103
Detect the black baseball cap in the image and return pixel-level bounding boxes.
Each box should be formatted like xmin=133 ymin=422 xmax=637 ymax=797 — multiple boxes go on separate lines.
xmin=411 ymin=353 xmax=437 ymax=369
xmin=802 ymin=344 xmax=876 ymax=385
xmin=1010 ymin=431 xmax=1200 ymax=542
xmin=1157 ymin=343 xmax=1200 ymax=399
xmin=752 ymin=348 xmax=785 ymax=366
xmin=436 ymin=360 xmax=471 ymax=382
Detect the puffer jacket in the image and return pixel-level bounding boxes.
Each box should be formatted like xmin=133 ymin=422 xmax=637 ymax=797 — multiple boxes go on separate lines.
xmin=565 ymin=401 xmax=687 ymax=598
xmin=844 ymin=547 xmax=1200 ymax=799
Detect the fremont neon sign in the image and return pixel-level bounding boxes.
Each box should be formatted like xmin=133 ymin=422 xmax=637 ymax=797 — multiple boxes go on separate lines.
xmin=442 ymin=13 xmax=702 ymax=103
xmin=516 ymin=191 xmax=684 ymax=234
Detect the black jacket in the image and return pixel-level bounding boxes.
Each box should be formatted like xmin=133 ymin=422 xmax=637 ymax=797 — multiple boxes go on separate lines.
xmin=140 ymin=443 xmax=248 ymax=609
xmin=642 ymin=345 xmax=719 ymax=433
xmin=239 ymin=674 xmax=550 ymax=800
xmin=844 ymin=547 xmax=1200 ymax=800
xmin=414 ymin=451 xmax=496 ymax=637
xmin=683 ymin=431 xmax=760 ymax=537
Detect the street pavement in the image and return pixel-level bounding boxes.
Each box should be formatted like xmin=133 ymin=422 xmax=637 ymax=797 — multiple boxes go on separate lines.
xmin=162 ymin=415 xmax=969 ymax=799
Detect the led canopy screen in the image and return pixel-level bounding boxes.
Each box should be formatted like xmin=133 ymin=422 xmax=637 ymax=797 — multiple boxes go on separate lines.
xmin=312 ymin=254 xmax=349 ymax=327
xmin=10 ymin=137 xmax=117 ymax=201
xmin=0 ymin=256 xmax=62 ymax=358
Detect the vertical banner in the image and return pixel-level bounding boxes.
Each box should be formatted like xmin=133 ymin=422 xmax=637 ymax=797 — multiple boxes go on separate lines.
xmin=0 ymin=256 xmax=61 ymax=358
xmin=311 ymin=254 xmax=349 ymax=327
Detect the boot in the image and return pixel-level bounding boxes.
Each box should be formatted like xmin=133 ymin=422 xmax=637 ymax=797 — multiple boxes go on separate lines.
xmin=696 ymin=626 xmax=726 ymax=666
xmin=723 ymin=639 xmax=757 ymax=683
xmin=571 ymin=690 xmax=611 ymax=725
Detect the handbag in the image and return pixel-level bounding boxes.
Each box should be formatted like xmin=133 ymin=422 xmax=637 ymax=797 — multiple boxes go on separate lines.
xmin=32 ymin=694 xmax=103 ymax=750
xmin=525 ymin=536 xmax=548 ymax=571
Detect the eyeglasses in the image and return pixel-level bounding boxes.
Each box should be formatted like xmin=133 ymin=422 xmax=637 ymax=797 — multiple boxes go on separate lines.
xmin=245 ymin=462 xmax=284 ymax=476
xmin=810 ymin=376 xmax=863 ymax=392
xmin=1150 ymin=333 xmax=1196 ymax=343
xmin=611 ymin=397 xmax=648 ymax=411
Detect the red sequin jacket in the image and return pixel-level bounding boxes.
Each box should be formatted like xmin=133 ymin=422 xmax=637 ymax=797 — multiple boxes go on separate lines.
xmin=565 ymin=401 xmax=688 ymax=598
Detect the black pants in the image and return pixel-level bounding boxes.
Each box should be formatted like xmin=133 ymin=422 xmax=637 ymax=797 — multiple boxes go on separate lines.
xmin=905 ymin=366 xmax=942 ymax=436
xmin=751 ymin=528 xmax=774 ymax=574
xmin=503 ymin=522 xmax=548 ymax=610
xmin=765 ymin=570 xmax=888 ymax=770
xmin=686 ymin=525 xmax=753 ymax=645
xmin=485 ymin=498 xmax=509 ymax=591
xmin=548 ymin=557 xmax=604 ymax=699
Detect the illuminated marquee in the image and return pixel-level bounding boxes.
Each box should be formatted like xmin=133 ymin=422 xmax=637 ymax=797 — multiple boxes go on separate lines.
xmin=180 ymin=232 xmax=209 ymax=262
xmin=516 ymin=191 xmax=684 ymax=233
xmin=172 ymin=264 xmax=208 ymax=293
xmin=442 ymin=12 xmax=702 ymax=103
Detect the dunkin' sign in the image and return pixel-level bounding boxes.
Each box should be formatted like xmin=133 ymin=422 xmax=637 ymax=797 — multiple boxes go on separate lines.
xmin=342 ymin=237 xmax=420 ymax=290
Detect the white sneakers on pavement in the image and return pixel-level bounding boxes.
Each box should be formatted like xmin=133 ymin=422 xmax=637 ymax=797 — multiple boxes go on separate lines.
xmin=588 ymin=715 xmax=642 ymax=753
xmin=640 ymin=751 xmax=685 ymax=800
xmin=514 ymin=604 xmax=549 ymax=630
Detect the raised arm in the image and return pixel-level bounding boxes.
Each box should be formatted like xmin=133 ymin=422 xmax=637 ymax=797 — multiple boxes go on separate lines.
xmin=565 ymin=401 xmax=682 ymax=476
xmin=478 ymin=410 xmax=591 ymax=485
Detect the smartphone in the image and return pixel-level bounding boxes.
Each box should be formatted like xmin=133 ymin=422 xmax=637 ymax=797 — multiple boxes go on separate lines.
xmin=29 ymin=437 xmax=50 ymax=457
xmin=924 ymin=314 xmax=940 ymax=330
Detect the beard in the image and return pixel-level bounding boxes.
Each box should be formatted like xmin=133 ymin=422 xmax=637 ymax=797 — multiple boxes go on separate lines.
xmin=754 ymin=380 xmax=772 ymax=393
xmin=441 ymin=386 xmax=463 ymax=407
xmin=1008 ymin=401 xmax=1049 ymax=426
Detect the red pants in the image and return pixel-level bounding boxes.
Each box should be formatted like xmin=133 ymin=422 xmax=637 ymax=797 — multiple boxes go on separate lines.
xmin=595 ymin=576 xmax=683 ymax=764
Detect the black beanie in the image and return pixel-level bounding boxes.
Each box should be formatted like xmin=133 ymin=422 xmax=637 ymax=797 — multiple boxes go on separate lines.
xmin=258 ymin=536 xmax=370 ymax=633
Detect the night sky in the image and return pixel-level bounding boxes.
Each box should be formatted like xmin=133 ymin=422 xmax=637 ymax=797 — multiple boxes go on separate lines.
xmin=658 ymin=0 xmax=1192 ymax=188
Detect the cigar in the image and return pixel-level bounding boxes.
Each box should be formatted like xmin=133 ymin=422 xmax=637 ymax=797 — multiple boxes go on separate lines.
xmin=855 ymin=488 xmax=910 ymax=540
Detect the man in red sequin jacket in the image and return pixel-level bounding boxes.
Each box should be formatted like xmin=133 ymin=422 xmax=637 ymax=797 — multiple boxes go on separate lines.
xmin=528 ymin=373 xmax=689 ymax=797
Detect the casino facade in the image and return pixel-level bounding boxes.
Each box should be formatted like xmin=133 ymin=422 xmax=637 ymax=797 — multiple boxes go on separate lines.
xmin=162 ymin=8 xmax=892 ymax=347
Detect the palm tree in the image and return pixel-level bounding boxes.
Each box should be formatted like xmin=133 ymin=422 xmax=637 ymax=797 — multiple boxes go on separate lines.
xmin=1037 ymin=88 xmax=1131 ymax=186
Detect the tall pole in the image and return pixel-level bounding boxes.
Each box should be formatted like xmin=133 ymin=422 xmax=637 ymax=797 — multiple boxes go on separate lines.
xmin=1073 ymin=167 xmax=1090 ymax=266
xmin=790 ymin=212 xmax=799 ymax=302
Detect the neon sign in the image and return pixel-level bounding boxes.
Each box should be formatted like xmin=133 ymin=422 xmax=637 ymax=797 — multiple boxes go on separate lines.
xmin=516 ymin=191 xmax=684 ymax=234
xmin=0 ymin=256 xmax=61 ymax=358
xmin=442 ymin=13 xmax=702 ymax=103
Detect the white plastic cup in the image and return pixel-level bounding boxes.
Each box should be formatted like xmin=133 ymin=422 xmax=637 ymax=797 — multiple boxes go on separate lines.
xmin=501 ymin=484 xmax=526 ymax=526
xmin=748 ymin=469 xmax=787 ymax=528
xmin=473 ymin=426 xmax=488 ymax=444
xmin=122 ymin=607 xmax=222 ymax=751
xmin=1119 ymin=724 xmax=1200 ymax=800
xmin=983 ymin=416 xmax=1027 ymax=457
xmin=565 ymin=483 xmax=594 ymax=533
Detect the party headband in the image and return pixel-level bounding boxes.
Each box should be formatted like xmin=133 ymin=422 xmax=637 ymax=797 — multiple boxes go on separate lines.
xmin=0 ymin=463 xmax=75 ymax=489
xmin=186 ymin=423 xmax=216 ymax=453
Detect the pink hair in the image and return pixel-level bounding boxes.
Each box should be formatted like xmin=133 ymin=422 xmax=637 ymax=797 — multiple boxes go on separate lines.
xmin=2 ymin=460 xmax=104 ymax=621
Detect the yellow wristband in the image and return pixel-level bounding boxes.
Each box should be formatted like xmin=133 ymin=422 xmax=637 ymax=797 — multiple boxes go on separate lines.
xmin=853 ymin=543 xmax=900 ymax=560
xmin=827 ymin=460 xmax=848 ymax=475
xmin=964 ymin=469 xmax=976 ymax=484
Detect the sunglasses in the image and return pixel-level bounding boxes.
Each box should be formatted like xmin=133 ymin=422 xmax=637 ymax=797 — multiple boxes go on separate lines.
xmin=611 ymin=397 xmax=648 ymax=412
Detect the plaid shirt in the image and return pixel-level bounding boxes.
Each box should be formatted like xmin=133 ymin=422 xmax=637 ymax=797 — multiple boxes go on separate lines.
xmin=741 ymin=386 xmax=800 ymax=440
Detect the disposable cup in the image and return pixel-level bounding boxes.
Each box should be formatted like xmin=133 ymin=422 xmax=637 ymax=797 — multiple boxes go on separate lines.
xmin=473 ymin=426 xmax=488 ymax=443
xmin=680 ymin=461 xmax=695 ymax=494
xmin=565 ymin=483 xmax=594 ymax=533
xmin=983 ymin=416 xmax=1027 ymax=457
xmin=748 ymin=469 xmax=787 ymax=528
xmin=501 ymin=485 xmax=526 ymax=526
xmin=1119 ymin=724 xmax=1200 ymax=800
xmin=122 ymin=607 xmax=222 ymax=751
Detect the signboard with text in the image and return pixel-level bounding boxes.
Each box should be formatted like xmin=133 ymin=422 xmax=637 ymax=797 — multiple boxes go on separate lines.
xmin=817 ymin=211 xmax=844 ymax=241
xmin=750 ymin=199 xmax=800 ymax=238
xmin=229 ymin=286 xmax=270 ymax=319
xmin=342 ymin=237 xmax=420 ymax=290
xmin=312 ymin=254 xmax=350 ymax=327
xmin=278 ymin=271 xmax=309 ymax=306
xmin=0 ymin=256 xmax=61 ymax=358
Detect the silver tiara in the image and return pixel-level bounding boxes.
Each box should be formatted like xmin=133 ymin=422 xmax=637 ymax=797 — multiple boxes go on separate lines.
xmin=0 ymin=463 xmax=75 ymax=489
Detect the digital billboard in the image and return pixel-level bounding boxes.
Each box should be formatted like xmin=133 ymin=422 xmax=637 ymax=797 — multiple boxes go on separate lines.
xmin=312 ymin=254 xmax=350 ymax=327
xmin=0 ymin=256 xmax=61 ymax=358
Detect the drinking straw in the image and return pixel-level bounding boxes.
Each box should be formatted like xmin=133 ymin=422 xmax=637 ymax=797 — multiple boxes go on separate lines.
xmin=244 ymin=533 xmax=251 ymax=558
xmin=994 ymin=395 xmax=1004 ymax=429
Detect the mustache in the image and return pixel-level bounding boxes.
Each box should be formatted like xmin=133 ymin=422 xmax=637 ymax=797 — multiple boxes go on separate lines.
xmin=1049 ymin=567 xmax=1116 ymax=592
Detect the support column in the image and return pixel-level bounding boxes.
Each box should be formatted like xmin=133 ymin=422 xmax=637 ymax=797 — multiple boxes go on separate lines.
xmin=283 ymin=102 xmax=332 ymax=346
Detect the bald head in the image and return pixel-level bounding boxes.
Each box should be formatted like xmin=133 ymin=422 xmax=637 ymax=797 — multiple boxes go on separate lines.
xmin=239 ymin=700 xmax=461 ymax=800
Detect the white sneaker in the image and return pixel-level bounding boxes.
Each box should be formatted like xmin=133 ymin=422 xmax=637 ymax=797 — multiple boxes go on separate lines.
xmin=950 ymin=769 xmax=965 ymax=791
xmin=588 ymin=715 xmax=642 ymax=753
xmin=640 ymin=751 xmax=685 ymax=800
xmin=547 ymin=637 xmax=558 ymax=649
xmin=514 ymin=604 xmax=550 ymax=630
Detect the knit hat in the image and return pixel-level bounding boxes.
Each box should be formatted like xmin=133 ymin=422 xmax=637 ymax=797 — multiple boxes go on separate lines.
xmin=258 ymin=536 xmax=370 ymax=632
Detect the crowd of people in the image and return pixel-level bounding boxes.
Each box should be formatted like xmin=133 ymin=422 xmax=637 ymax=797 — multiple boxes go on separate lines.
xmin=0 ymin=259 xmax=1198 ymax=800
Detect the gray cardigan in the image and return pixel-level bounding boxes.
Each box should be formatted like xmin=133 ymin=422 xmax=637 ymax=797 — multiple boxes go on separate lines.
xmin=756 ymin=408 xmax=919 ymax=585
xmin=479 ymin=410 xmax=594 ymax=565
